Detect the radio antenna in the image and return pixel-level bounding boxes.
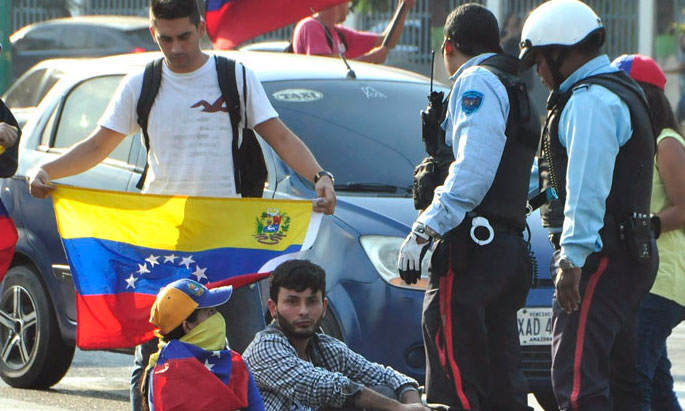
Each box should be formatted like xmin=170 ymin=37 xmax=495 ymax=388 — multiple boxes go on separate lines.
xmin=429 ymin=50 xmax=435 ymax=93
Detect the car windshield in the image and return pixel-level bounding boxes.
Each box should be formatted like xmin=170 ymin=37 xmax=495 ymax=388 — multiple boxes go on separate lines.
xmin=263 ymin=79 xmax=448 ymax=195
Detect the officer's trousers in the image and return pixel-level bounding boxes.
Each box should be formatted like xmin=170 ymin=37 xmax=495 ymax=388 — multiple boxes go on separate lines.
xmin=550 ymin=249 xmax=657 ymax=411
xmin=423 ymin=227 xmax=532 ymax=410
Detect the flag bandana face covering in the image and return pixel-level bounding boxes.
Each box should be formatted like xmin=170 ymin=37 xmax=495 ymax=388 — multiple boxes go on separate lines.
xmin=147 ymin=312 xmax=227 ymax=374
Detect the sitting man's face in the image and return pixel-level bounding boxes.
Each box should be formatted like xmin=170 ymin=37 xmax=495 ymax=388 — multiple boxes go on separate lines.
xmin=270 ymin=287 xmax=328 ymax=339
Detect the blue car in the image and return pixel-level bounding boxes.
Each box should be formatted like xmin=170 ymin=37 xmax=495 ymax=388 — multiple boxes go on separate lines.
xmin=0 ymin=51 xmax=555 ymax=407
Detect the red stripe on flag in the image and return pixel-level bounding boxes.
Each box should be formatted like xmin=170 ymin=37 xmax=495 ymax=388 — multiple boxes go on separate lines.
xmin=206 ymin=0 xmax=348 ymax=49
xmin=153 ymin=356 xmax=248 ymax=410
xmin=76 ymin=293 xmax=157 ymax=349
xmin=207 ymin=272 xmax=270 ymax=289
xmin=570 ymin=256 xmax=609 ymax=411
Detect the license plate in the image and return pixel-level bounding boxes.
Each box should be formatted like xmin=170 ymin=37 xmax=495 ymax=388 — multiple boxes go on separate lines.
xmin=517 ymin=307 xmax=553 ymax=346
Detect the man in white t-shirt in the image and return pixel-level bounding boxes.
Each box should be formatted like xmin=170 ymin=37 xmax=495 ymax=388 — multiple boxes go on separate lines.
xmin=28 ymin=1 xmax=336 ymax=410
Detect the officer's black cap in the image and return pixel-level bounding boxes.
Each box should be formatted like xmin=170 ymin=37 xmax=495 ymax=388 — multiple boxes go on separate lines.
xmin=444 ymin=3 xmax=503 ymax=56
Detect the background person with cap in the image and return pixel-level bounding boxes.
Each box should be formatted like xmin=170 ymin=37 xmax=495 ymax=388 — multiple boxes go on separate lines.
xmin=613 ymin=53 xmax=685 ymax=410
xmin=519 ymin=0 xmax=658 ymax=409
xmin=142 ymin=278 xmax=264 ymax=411
xmin=397 ymin=3 xmax=538 ymax=409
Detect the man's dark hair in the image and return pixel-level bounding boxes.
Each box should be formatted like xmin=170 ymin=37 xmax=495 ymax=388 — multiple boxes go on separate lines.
xmin=444 ymin=3 xmax=503 ymax=56
xmin=637 ymin=80 xmax=681 ymax=138
xmin=150 ymin=0 xmax=202 ymax=26
xmin=269 ymin=259 xmax=326 ymax=302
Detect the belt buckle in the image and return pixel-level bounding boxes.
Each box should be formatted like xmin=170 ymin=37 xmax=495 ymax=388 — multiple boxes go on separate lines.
xmin=470 ymin=216 xmax=494 ymax=246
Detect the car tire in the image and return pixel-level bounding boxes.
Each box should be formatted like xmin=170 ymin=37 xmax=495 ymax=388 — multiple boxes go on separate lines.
xmin=320 ymin=311 xmax=343 ymax=341
xmin=0 ymin=264 xmax=75 ymax=388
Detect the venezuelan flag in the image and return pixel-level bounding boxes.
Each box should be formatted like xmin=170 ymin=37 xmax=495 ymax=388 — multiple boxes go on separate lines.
xmin=0 ymin=199 xmax=18 ymax=282
xmin=150 ymin=341 xmax=263 ymax=410
xmin=52 ymin=186 xmax=321 ymax=349
xmin=205 ymin=0 xmax=348 ymax=49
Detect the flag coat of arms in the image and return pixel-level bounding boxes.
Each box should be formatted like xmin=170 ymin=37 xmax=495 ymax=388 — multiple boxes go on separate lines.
xmin=0 ymin=199 xmax=18 ymax=282
xmin=52 ymin=186 xmax=321 ymax=349
xmin=205 ymin=0 xmax=349 ymax=49
xmin=149 ymin=341 xmax=263 ymax=411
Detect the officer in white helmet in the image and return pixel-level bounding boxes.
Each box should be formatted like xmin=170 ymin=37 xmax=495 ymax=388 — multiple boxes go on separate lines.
xmin=520 ymin=1 xmax=658 ymax=409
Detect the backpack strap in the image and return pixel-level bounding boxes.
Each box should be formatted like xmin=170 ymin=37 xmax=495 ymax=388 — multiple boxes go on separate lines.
xmin=214 ymin=55 xmax=244 ymax=195
xmin=135 ymin=58 xmax=163 ymax=190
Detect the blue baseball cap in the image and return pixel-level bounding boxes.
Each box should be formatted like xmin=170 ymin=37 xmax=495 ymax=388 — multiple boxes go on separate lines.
xmin=150 ymin=278 xmax=232 ymax=334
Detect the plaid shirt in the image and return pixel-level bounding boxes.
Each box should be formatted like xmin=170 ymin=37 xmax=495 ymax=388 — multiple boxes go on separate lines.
xmin=243 ymin=324 xmax=418 ymax=411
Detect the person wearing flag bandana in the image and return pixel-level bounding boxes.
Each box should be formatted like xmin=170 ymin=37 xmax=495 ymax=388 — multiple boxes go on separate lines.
xmin=142 ymin=278 xmax=263 ymax=411
xmin=397 ymin=3 xmax=538 ymax=409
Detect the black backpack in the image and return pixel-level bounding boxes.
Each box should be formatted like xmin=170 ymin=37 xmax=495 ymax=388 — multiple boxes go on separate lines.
xmin=135 ymin=55 xmax=267 ymax=198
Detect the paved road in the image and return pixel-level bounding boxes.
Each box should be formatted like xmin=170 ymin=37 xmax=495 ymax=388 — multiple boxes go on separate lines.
xmin=3 ymin=325 xmax=685 ymax=410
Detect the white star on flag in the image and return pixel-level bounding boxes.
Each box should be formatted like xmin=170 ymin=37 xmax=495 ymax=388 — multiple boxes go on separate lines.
xmin=212 ymin=351 xmax=222 ymax=358
xmin=180 ymin=255 xmax=195 ymax=269
xmin=191 ymin=266 xmax=208 ymax=282
xmin=145 ymin=254 xmax=160 ymax=267
xmin=136 ymin=263 xmax=150 ymax=275
xmin=163 ymin=254 xmax=178 ymax=264
xmin=204 ymin=359 xmax=215 ymax=371
xmin=125 ymin=274 xmax=138 ymax=289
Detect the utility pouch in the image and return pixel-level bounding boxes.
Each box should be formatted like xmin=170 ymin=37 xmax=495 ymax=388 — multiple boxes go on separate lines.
xmin=619 ymin=214 xmax=653 ymax=264
xmin=413 ymin=156 xmax=451 ymax=211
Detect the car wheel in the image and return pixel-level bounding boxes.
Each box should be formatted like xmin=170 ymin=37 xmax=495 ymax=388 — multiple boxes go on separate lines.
xmin=320 ymin=311 xmax=343 ymax=341
xmin=533 ymin=385 xmax=559 ymax=411
xmin=0 ymin=265 xmax=74 ymax=388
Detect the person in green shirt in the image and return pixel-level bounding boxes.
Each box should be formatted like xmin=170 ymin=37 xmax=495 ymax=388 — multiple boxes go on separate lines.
xmin=614 ymin=54 xmax=685 ymax=410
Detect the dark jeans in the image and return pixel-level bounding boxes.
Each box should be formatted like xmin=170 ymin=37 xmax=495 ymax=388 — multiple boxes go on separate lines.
xmin=637 ymin=292 xmax=685 ymax=411
xmin=129 ymin=283 xmax=266 ymax=411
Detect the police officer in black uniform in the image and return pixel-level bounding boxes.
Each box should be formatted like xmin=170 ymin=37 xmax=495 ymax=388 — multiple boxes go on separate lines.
xmin=398 ymin=4 xmax=539 ymax=409
xmin=519 ymin=1 xmax=658 ymax=409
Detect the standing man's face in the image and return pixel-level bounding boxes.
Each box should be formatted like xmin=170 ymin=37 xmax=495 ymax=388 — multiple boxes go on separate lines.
xmin=268 ymin=287 xmax=328 ymax=339
xmin=150 ymin=16 xmax=206 ymax=73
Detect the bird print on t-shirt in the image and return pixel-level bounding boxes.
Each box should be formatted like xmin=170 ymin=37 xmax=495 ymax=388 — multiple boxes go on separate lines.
xmin=191 ymin=96 xmax=229 ymax=113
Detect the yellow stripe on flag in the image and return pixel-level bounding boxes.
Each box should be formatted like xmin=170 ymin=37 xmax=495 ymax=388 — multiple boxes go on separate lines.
xmin=52 ymin=186 xmax=316 ymax=252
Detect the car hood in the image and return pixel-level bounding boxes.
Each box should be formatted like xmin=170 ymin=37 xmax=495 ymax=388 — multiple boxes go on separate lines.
xmin=333 ymin=195 xmax=418 ymax=237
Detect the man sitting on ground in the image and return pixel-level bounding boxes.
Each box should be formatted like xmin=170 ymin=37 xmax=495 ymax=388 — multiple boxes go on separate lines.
xmin=243 ymin=259 xmax=428 ymax=411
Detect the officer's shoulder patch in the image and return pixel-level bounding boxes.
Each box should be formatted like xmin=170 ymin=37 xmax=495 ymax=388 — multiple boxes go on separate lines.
xmin=461 ymin=90 xmax=484 ymax=115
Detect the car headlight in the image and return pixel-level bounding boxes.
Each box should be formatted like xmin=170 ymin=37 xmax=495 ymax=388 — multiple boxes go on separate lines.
xmin=360 ymin=235 xmax=431 ymax=290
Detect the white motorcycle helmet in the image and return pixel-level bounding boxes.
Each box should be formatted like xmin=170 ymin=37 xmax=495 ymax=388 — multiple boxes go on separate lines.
xmin=519 ymin=0 xmax=604 ymax=66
